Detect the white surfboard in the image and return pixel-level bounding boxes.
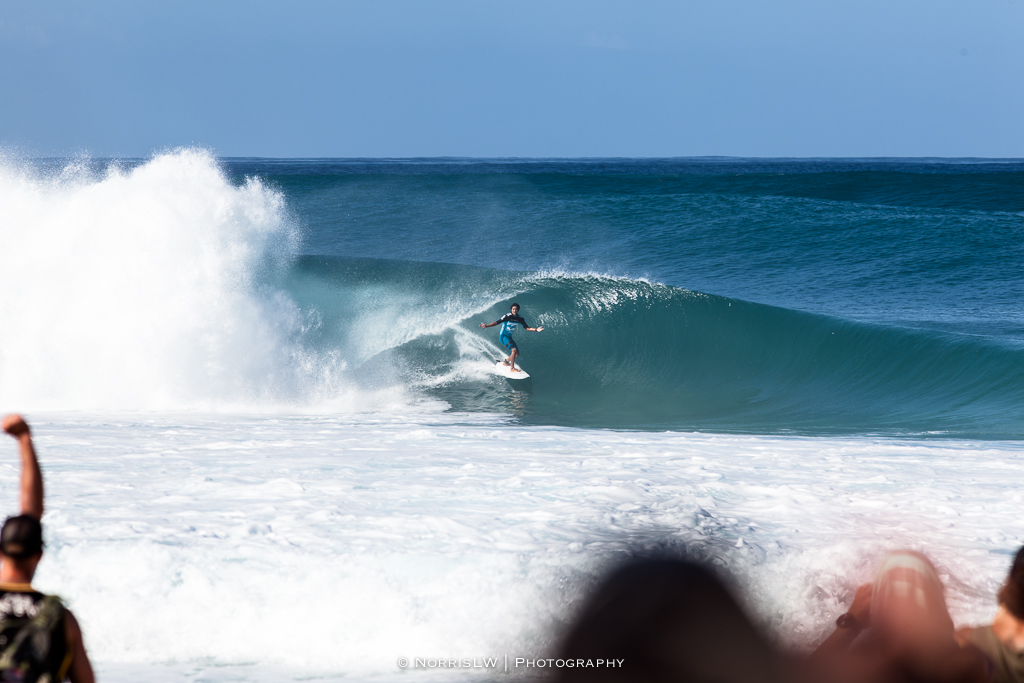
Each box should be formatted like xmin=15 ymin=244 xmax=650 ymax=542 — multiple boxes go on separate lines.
xmin=494 ymin=360 xmax=530 ymax=379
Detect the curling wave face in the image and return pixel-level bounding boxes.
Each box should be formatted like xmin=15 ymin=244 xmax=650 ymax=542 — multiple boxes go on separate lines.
xmin=291 ymin=257 xmax=1024 ymax=437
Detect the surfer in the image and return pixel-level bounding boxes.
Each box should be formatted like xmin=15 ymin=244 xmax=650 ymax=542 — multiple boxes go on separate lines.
xmin=479 ymin=303 xmax=543 ymax=373
xmin=1 ymin=415 xmax=95 ymax=683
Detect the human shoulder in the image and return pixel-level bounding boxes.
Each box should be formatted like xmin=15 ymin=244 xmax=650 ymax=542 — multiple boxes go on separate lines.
xmin=63 ymin=607 xmax=96 ymax=683
xmin=964 ymin=624 xmax=1024 ymax=683
xmin=64 ymin=607 xmax=82 ymax=645
xmin=962 ymin=625 xmax=998 ymax=654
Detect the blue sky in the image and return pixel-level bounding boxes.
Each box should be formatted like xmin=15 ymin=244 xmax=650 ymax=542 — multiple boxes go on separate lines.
xmin=1 ymin=0 xmax=1021 ymax=157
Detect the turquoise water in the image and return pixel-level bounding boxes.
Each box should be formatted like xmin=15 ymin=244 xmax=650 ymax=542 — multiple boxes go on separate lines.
xmin=231 ymin=158 xmax=1024 ymax=436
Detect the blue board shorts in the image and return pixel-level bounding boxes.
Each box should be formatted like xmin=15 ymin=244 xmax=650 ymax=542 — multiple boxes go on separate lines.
xmin=500 ymin=334 xmax=518 ymax=352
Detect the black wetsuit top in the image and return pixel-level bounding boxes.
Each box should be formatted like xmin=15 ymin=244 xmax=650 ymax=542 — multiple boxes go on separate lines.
xmin=497 ymin=313 xmax=529 ymax=337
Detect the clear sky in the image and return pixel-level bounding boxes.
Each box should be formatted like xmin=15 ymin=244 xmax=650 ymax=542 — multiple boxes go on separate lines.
xmin=1 ymin=0 xmax=1022 ymax=158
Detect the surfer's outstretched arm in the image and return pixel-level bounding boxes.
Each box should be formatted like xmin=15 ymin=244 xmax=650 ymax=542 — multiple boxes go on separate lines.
xmin=479 ymin=321 xmax=498 ymax=328
xmin=2 ymin=414 xmax=43 ymax=520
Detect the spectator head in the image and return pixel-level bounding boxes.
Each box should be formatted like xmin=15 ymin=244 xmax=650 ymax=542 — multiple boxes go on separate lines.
xmin=998 ymin=546 xmax=1024 ymax=620
xmin=556 ymin=559 xmax=787 ymax=683
xmin=0 ymin=514 xmax=43 ymax=561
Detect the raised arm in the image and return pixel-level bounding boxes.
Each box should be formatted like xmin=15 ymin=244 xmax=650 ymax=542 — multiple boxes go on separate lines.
xmin=2 ymin=414 xmax=43 ymax=520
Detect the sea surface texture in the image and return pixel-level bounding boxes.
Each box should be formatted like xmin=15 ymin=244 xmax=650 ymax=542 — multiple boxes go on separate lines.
xmin=1 ymin=151 xmax=1023 ymax=681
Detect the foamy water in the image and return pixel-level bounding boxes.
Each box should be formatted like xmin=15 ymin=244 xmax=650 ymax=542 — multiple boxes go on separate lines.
xmin=6 ymin=412 xmax=1016 ymax=681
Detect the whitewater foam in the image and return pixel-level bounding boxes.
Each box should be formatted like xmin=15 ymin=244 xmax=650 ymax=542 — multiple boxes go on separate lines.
xmin=17 ymin=412 xmax=1020 ymax=682
xmin=0 ymin=151 xmax=364 ymax=412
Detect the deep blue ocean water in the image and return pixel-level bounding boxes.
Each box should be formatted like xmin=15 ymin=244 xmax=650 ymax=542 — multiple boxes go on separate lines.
xmin=212 ymin=158 xmax=1024 ymax=437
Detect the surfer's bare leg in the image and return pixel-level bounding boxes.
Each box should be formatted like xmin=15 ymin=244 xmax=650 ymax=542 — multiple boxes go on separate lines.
xmin=509 ymin=347 xmax=520 ymax=371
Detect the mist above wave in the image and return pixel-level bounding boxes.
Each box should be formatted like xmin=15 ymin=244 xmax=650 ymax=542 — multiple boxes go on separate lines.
xmin=0 ymin=150 xmax=342 ymax=411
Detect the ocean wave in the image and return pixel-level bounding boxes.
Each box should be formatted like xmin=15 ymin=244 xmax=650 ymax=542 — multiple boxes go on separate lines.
xmin=276 ymin=255 xmax=1024 ymax=437
xmin=518 ymin=273 xmax=1023 ymax=435
xmin=4 ymin=150 xmax=1022 ymax=437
